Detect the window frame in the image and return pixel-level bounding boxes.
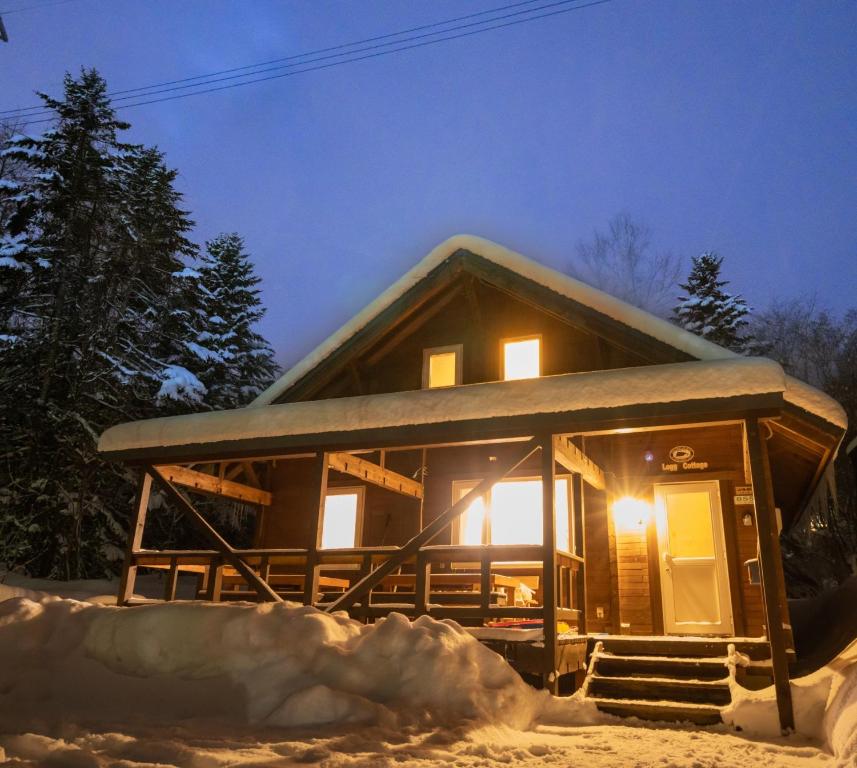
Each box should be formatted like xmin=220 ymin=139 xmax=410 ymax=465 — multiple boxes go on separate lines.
xmin=422 ymin=344 xmax=464 ymax=389
xmin=499 ymin=334 xmax=542 ymax=381
xmin=450 ymin=474 xmax=574 ymax=553
xmin=320 ymin=485 xmax=365 ymax=549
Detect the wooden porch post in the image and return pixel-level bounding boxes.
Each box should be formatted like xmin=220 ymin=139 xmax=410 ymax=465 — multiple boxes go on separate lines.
xmin=541 ymin=434 xmax=559 ymax=694
xmin=745 ymin=417 xmax=795 ymax=733
xmin=571 ymin=472 xmax=586 ymax=635
xmin=303 ymin=451 xmax=329 ymax=606
xmin=604 ymin=474 xmax=621 ymax=634
xmin=117 ymin=472 xmax=152 ymax=606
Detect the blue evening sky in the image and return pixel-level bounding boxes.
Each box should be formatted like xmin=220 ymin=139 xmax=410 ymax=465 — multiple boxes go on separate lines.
xmin=2 ymin=0 xmax=855 ymax=367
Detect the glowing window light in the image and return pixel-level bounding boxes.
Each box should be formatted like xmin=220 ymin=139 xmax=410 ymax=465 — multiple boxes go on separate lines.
xmin=321 ymin=492 xmax=360 ymax=549
xmin=453 ymin=478 xmax=571 ymax=550
xmin=428 ymin=351 xmax=457 ymax=388
xmin=503 ymin=338 xmax=540 ymax=380
xmin=491 ymin=480 xmax=543 ymax=545
xmin=612 ymin=496 xmax=651 ymax=532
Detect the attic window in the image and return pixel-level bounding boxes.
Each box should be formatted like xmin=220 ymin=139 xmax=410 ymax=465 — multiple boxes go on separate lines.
xmin=422 ymin=345 xmax=462 ymax=389
xmin=502 ymin=336 xmax=540 ymax=380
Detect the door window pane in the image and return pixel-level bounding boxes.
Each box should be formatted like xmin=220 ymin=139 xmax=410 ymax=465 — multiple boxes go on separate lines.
xmin=666 ymin=491 xmax=715 ymax=557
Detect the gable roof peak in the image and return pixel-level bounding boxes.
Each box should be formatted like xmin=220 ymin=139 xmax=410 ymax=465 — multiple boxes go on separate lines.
xmin=251 ymin=233 xmax=740 ymax=407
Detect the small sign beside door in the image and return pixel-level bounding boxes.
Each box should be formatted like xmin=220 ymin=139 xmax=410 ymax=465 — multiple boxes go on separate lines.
xmin=734 ymin=485 xmax=754 ymax=506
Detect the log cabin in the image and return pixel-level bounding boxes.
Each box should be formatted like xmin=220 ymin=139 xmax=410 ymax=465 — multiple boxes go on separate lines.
xmin=98 ymin=234 xmax=847 ymax=730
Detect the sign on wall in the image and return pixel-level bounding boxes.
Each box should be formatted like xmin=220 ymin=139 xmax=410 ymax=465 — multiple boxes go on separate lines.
xmin=661 ymin=445 xmax=709 ymax=473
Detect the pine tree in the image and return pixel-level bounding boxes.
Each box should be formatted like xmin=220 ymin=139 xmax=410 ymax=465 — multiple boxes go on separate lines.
xmin=193 ymin=233 xmax=279 ymax=409
xmin=673 ymin=252 xmax=752 ymax=353
xmin=0 ymin=70 xmax=206 ymax=577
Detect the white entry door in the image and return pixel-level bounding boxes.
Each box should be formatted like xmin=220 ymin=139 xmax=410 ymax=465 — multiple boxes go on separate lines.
xmin=654 ymin=481 xmax=734 ymax=636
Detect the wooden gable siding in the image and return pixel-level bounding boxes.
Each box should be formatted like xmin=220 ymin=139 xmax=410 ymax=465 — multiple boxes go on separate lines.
xmin=274 ymin=250 xmax=693 ymax=404
xmin=308 ymin=277 xmax=656 ymax=401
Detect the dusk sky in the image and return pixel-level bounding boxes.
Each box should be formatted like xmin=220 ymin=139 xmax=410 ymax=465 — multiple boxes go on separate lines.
xmin=2 ymin=0 xmax=855 ymax=368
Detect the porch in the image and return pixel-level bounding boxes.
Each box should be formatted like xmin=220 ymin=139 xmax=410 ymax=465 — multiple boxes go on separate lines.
xmin=99 ymin=360 xmax=849 ymax=732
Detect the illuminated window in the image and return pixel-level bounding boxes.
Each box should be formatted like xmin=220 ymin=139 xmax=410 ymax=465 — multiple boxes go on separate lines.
xmin=452 ymin=477 xmax=572 ymax=551
xmin=320 ymin=488 xmax=364 ymax=549
xmin=422 ymin=345 xmax=462 ymax=389
xmin=502 ymin=337 xmax=540 ymax=380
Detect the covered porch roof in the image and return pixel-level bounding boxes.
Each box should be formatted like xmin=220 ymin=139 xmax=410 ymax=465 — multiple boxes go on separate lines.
xmin=98 ymin=357 xmax=844 ymax=464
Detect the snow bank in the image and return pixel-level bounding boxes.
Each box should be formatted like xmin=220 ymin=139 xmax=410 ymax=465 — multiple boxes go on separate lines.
xmin=0 ymin=596 xmax=557 ymax=733
xmin=722 ymin=639 xmax=857 ymax=764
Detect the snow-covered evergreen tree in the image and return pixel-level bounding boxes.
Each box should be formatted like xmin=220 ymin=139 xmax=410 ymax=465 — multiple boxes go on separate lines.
xmin=673 ymin=252 xmax=752 ymax=353
xmin=193 ymin=233 xmax=279 ymax=409
xmin=0 ymin=70 xmax=206 ymax=578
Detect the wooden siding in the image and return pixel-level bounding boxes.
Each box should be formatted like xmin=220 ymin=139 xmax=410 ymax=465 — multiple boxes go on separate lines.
xmin=255 ymin=424 xmax=790 ymax=640
xmin=307 ymin=276 xmax=658 ymax=402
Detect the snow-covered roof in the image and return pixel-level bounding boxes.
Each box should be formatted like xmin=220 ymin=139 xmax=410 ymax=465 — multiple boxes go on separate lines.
xmin=252 ymin=234 xmax=740 ymax=407
xmin=98 ymin=358 xmax=843 ymax=459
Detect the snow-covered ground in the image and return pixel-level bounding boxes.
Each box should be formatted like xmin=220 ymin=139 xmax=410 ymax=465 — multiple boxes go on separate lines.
xmin=0 ymin=576 xmax=854 ymax=768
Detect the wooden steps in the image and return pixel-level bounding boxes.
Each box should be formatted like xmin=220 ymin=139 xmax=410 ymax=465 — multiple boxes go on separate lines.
xmin=588 ymin=674 xmax=731 ymax=705
xmin=582 ymin=636 xmax=775 ymax=725
xmin=590 ymin=698 xmax=723 ymax=726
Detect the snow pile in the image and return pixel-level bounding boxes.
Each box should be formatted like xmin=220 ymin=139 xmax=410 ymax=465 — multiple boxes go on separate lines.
xmin=0 ymin=596 xmax=558 ymax=733
xmin=721 ymin=639 xmax=857 ymax=764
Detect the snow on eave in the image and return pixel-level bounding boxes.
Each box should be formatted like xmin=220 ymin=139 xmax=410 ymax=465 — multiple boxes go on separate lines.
xmin=782 ymin=375 xmax=847 ymax=430
xmin=99 ymin=358 xmax=786 ymax=456
xmin=250 ymin=234 xmax=740 ymax=408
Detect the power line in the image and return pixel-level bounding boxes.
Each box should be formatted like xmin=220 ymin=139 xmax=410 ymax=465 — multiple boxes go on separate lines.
xmin=2 ymin=0 xmax=561 ymax=118
xmin=0 ymin=0 xmax=79 ymax=15
xmin=14 ymin=0 xmax=611 ymax=126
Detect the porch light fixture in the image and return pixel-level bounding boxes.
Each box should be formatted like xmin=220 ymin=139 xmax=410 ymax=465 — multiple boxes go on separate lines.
xmin=612 ymin=496 xmax=651 ymax=532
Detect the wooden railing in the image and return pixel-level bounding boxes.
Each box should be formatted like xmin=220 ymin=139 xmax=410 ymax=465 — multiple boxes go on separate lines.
xmin=130 ymin=542 xmax=584 ymax=630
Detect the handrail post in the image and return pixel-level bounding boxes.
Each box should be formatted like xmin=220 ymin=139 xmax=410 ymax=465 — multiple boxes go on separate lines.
xmin=205 ymin=555 xmax=223 ymax=602
xmin=541 ymin=433 xmax=559 ymax=694
xmin=415 ymin=550 xmax=430 ymax=614
xmin=117 ymin=472 xmax=152 ymax=606
xmin=480 ymin=547 xmax=492 ymax=612
xmin=164 ymin=557 xmax=179 ymax=601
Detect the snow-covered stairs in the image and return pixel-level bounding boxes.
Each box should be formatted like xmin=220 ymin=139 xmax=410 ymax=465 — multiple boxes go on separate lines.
xmin=583 ymin=637 xmax=773 ymax=726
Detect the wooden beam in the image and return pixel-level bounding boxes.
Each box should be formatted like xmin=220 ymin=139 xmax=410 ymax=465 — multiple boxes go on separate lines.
xmin=363 ymin=281 xmax=464 ymax=367
xmin=117 ymin=472 xmax=152 ymax=606
xmin=554 ymin=436 xmax=606 ymax=490
xmin=304 ymin=451 xmax=329 ymax=605
xmin=148 ymin=466 xmax=282 ymax=603
xmin=155 ymin=464 xmax=272 ymax=506
xmin=329 ymin=451 xmax=423 ymax=499
xmin=324 ymin=437 xmax=542 ymax=613
xmin=571 ymin=472 xmax=587 ymax=635
xmin=745 ymin=417 xmax=794 ymax=733
xmin=541 ymin=434 xmax=559 ymax=694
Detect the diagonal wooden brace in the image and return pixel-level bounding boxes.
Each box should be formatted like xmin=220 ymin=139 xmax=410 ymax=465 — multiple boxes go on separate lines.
xmin=148 ymin=465 xmax=282 ymax=603
xmin=324 ymin=436 xmax=542 ymax=614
